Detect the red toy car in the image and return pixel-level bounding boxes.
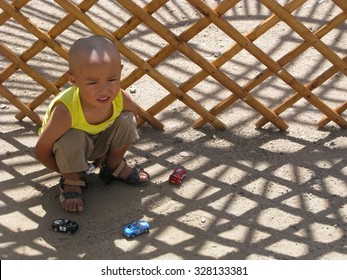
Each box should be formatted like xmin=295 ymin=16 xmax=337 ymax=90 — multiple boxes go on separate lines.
xmin=169 ymin=167 xmax=187 ymax=184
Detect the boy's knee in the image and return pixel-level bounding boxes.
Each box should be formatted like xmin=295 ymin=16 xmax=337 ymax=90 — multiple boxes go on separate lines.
xmin=53 ymin=129 xmax=93 ymax=173
xmin=108 ymin=112 xmax=138 ymax=148
xmin=117 ymin=111 xmax=137 ymax=133
xmin=119 ymin=111 xmax=136 ymax=125
xmin=53 ymin=129 xmax=91 ymax=153
xmin=62 ymin=129 xmax=83 ymax=141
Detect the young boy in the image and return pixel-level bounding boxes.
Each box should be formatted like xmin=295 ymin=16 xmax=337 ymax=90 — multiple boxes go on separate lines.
xmin=35 ymin=35 xmax=149 ymax=213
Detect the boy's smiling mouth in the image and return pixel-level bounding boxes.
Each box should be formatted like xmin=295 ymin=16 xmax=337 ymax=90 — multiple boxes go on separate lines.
xmin=97 ymin=96 xmax=110 ymax=102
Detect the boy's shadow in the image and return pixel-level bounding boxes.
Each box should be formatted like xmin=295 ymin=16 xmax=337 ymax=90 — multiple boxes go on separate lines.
xmin=39 ymin=172 xmax=147 ymax=259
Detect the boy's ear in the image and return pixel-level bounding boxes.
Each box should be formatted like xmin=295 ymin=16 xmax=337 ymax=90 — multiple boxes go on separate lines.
xmin=66 ymin=71 xmax=76 ymax=85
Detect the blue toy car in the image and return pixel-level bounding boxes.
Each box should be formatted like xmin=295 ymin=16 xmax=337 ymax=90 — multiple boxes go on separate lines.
xmin=123 ymin=220 xmax=150 ymax=238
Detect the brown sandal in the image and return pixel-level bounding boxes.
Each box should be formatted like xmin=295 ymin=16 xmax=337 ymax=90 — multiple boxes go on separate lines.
xmin=99 ymin=159 xmax=150 ymax=185
xmin=59 ymin=177 xmax=90 ymax=212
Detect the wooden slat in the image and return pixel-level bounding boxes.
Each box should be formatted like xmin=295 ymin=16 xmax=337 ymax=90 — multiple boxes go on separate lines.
xmin=256 ymin=33 xmax=347 ymax=128
xmin=0 ymin=42 xmax=60 ymax=94
xmin=189 ymin=0 xmax=347 ymax=128
xmin=122 ymin=0 xmax=240 ymax=89
xmin=189 ymin=0 xmax=307 ymax=128
xmin=0 ymin=0 xmax=29 ymax=24
xmin=117 ymin=0 xmax=288 ymax=131
xmin=0 ymin=84 xmax=41 ymax=125
xmin=15 ymin=74 xmax=68 ymax=121
xmin=195 ymin=10 xmax=347 ymax=128
xmin=126 ymin=0 xmax=241 ymax=126
xmin=332 ymin=0 xmax=347 ymax=12
xmin=318 ymin=102 xmax=347 ymax=127
xmin=260 ymin=0 xmax=347 ymax=77
xmin=0 ymin=0 xmax=346 ymax=130
xmin=257 ymin=54 xmax=347 ymax=128
xmin=114 ymin=0 xmax=169 ymax=39
xmin=0 ymin=1 xmax=68 ymax=60
xmin=1 ymin=0 xmax=97 ymax=84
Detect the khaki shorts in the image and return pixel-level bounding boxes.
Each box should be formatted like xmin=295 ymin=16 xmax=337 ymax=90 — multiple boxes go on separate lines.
xmin=53 ymin=111 xmax=139 ymax=173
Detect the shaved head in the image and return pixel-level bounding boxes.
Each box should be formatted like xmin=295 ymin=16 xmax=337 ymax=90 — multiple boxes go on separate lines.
xmin=68 ymin=35 xmax=121 ymax=74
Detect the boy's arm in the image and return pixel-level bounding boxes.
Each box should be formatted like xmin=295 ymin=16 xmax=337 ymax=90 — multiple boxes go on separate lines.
xmin=34 ymin=103 xmax=72 ymax=173
xmin=122 ymin=89 xmax=137 ymax=115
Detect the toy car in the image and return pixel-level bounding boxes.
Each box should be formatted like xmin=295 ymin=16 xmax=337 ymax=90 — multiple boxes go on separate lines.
xmin=123 ymin=220 xmax=150 ymax=238
xmin=169 ymin=167 xmax=187 ymax=184
xmin=52 ymin=219 xmax=79 ymax=234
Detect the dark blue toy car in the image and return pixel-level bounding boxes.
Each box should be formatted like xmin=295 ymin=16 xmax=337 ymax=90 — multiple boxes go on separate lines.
xmin=52 ymin=219 xmax=79 ymax=234
xmin=123 ymin=220 xmax=150 ymax=238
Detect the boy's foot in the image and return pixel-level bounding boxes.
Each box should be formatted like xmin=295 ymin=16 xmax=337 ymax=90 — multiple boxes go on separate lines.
xmin=99 ymin=159 xmax=150 ymax=185
xmin=59 ymin=177 xmax=86 ymax=212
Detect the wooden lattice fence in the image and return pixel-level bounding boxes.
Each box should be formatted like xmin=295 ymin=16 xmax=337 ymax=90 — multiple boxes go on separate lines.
xmin=1 ymin=0 xmax=347 ymax=131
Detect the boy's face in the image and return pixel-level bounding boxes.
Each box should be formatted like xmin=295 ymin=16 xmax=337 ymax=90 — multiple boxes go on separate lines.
xmin=68 ymin=49 xmax=122 ymax=110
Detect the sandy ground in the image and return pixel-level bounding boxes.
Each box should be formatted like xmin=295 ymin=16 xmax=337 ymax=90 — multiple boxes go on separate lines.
xmin=1 ymin=0 xmax=347 ymax=260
